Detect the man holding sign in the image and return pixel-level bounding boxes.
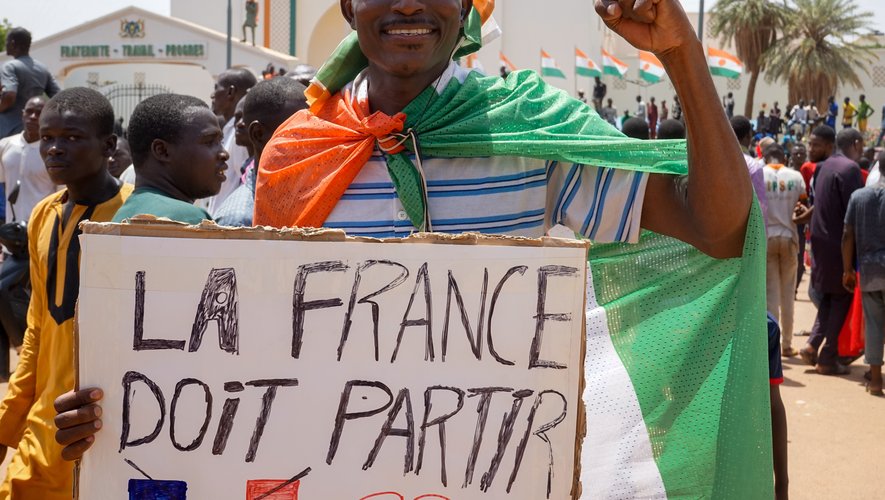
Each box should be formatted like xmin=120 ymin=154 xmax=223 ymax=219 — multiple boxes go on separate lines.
xmin=56 ymin=0 xmax=772 ymax=498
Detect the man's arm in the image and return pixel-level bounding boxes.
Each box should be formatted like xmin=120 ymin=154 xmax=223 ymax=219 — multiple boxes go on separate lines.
xmin=770 ymin=385 xmax=789 ymax=500
xmin=841 ymin=223 xmax=857 ymax=292
xmin=0 ymin=91 xmax=15 ymax=113
xmin=596 ymin=0 xmax=752 ymax=258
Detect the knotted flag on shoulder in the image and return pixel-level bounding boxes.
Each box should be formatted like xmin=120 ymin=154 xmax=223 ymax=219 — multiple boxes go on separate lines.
xmin=255 ymin=1 xmax=772 ymax=498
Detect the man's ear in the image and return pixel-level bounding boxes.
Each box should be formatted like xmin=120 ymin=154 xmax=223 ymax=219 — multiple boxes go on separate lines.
xmin=103 ymin=134 xmax=117 ymax=159
xmin=248 ymin=120 xmax=266 ymax=153
xmin=150 ymin=138 xmax=170 ymax=164
xmin=340 ymin=0 xmax=356 ymax=29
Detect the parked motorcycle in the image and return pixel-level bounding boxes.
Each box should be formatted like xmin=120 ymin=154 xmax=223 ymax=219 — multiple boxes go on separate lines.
xmin=0 ymin=182 xmax=31 ymax=381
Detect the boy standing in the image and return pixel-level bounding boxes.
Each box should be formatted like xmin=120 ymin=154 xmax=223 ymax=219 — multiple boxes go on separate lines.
xmin=0 ymin=88 xmax=132 ymax=498
xmin=112 ymin=94 xmax=228 ymax=224
xmin=763 ymin=144 xmax=807 ymax=356
xmin=842 ymin=160 xmax=885 ymax=396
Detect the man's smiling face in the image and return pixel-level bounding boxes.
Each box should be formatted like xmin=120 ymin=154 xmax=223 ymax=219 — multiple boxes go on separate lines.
xmin=342 ymin=0 xmax=471 ymax=80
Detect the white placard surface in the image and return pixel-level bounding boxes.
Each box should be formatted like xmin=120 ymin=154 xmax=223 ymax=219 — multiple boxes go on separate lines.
xmin=77 ymin=227 xmax=587 ymax=500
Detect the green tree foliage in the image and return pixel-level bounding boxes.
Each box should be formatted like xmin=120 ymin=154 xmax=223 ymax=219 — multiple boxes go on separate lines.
xmin=763 ymin=0 xmax=875 ymax=110
xmin=0 ymin=18 xmax=13 ymax=52
xmin=710 ymin=0 xmax=788 ymax=117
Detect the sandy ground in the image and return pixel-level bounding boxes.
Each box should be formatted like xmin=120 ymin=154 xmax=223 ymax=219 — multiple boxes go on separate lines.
xmin=0 ymin=275 xmax=882 ymax=498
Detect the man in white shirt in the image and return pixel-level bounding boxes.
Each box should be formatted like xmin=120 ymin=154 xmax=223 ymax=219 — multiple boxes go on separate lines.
xmin=635 ymin=95 xmax=647 ymax=122
xmin=763 ymin=143 xmax=807 ymax=357
xmin=0 ymin=96 xmax=58 ymax=223
xmin=205 ymin=68 xmax=257 ymax=215
xmin=806 ymin=100 xmax=820 ymax=129
xmin=789 ymin=100 xmax=808 ymax=137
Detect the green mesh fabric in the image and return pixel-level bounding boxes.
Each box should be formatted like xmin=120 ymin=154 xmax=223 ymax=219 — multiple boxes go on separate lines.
xmin=398 ymin=69 xmax=687 ymax=173
xmin=387 ymin=69 xmax=687 ymax=230
xmin=386 ymin=153 xmax=427 ymax=230
xmin=588 ymin=201 xmax=772 ymax=499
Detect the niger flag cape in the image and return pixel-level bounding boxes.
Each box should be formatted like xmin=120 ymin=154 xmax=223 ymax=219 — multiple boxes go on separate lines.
xmin=255 ymin=2 xmax=773 ymax=498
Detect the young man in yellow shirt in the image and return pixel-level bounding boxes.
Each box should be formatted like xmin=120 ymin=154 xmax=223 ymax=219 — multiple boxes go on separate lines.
xmin=0 ymin=87 xmax=132 ymax=499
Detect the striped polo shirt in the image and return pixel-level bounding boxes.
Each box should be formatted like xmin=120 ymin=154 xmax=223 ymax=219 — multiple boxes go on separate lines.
xmin=323 ymin=63 xmax=649 ymax=244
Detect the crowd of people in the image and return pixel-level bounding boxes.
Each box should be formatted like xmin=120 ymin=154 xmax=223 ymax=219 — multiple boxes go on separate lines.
xmin=0 ymin=0 xmax=881 ymax=499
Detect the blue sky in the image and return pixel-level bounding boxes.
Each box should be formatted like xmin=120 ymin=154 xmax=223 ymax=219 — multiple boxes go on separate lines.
xmin=3 ymin=0 xmax=884 ymax=41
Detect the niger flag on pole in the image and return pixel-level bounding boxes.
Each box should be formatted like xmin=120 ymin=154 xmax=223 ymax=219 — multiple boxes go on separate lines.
xmin=602 ymin=48 xmax=628 ymax=78
xmin=708 ymin=47 xmax=744 ymax=79
xmin=499 ymin=51 xmax=516 ymax=72
xmin=639 ymin=51 xmax=665 ymax=83
xmin=541 ymin=49 xmax=566 ymax=79
xmin=575 ymin=47 xmax=602 ymax=78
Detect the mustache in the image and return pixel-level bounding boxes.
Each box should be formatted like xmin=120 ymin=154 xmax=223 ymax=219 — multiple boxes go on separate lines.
xmin=379 ymin=17 xmax=438 ymax=30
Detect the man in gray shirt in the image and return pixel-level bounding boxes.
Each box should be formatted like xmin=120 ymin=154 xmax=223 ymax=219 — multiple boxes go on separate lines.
xmin=0 ymin=27 xmax=60 ymax=138
xmin=842 ymin=155 xmax=885 ymax=395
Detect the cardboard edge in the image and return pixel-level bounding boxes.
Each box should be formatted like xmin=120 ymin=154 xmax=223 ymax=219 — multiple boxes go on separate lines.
xmin=73 ymin=300 xmax=81 ymax=500
xmin=79 ymin=220 xmax=591 ymax=249
xmin=571 ymin=265 xmax=588 ymax=499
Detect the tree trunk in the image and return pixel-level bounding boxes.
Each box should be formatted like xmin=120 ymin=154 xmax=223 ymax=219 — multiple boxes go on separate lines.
xmin=745 ymin=69 xmax=760 ymax=118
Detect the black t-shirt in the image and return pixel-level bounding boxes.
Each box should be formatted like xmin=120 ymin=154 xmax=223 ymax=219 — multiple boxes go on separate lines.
xmin=593 ymin=82 xmax=607 ymax=99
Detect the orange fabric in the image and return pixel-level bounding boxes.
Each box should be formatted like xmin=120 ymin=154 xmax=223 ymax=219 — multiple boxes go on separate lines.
xmin=254 ymin=88 xmax=406 ymax=228
xmin=475 ymin=0 xmax=495 ymax=22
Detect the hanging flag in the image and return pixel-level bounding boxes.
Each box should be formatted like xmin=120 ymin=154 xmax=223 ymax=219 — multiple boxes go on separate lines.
xmin=540 ymin=49 xmax=566 ymax=78
xmin=575 ymin=47 xmax=602 ymax=78
xmin=463 ymin=53 xmax=485 ymax=73
xmin=708 ymin=47 xmax=744 ymax=79
xmin=499 ymin=51 xmax=516 ymax=72
xmin=602 ymin=48 xmax=628 ymax=78
xmin=639 ymin=51 xmax=665 ymax=83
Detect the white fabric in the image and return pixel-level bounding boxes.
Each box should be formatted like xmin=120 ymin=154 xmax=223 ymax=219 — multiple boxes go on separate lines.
xmin=204 ymin=117 xmax=250 ymax=215
xmin=867 ymin=164 xmax=881 ymax=187
xmin=581 ymin=265 xmax=668 ymax=499
xmin=119 ymin=164 xmax=136 ymax=185
xmin=0 ymin=133 xmax=60 ymax=222
xmin=763 ymin=164 xmax=806 ymax=241
xmin=635 ymin=101 xmax=647 ymax=122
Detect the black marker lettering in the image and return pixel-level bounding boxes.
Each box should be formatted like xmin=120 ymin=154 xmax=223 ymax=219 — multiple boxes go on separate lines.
xmin=120 ymin=371 xmax=165 ymax=452
xmin=169 ymin=378 xmax=213 ymax=452
xmin=189 ymin=268 xmax=239 ymax=354
xmin=529 ymin=266 xmax=578 ymax=370
xmin=416 ymin=386 xmax=465 ymax=487
xmin=463 ymin=387 xmax=511 ymax=488
xmin=327 ymin=380 xmax=393 ymax=465
xmin=244 ymin=378 xmax=299 ymax=462
xmin=442 ymin=269 xmax=488 ymax=362
xmin=133 ymin=271 xmax=185 ymax=351
xmin=339 ymin=260 xmax=409 ymax=362
xmin=292 ymin=261 xmax=348 ymax=359
xmin=507 ymin=390 xmax=568 ymax=497
xmin=363 ymin=388 xmax=415 ymax=474
xmin=480 ymin=389 xmax=533 ymax=492
xmin=391 ymin=263 xmax=434 ymax=363
xmin=487 ymin=266 xmax=528 ymax=366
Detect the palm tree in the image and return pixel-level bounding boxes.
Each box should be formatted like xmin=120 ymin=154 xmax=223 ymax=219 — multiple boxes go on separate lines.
xmin=762 ymin=0 xmax=875 ymax=112
xmin=710 ymin=0 xmax=786 ymax=116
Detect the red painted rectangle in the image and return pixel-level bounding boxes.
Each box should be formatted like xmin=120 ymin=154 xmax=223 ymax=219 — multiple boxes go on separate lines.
xmin=246 ymin=479 xmax=300 ymax=499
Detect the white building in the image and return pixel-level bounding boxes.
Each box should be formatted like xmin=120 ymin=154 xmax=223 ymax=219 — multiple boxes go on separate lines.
xmin=21 ymin=5 xmax=297 ymax=124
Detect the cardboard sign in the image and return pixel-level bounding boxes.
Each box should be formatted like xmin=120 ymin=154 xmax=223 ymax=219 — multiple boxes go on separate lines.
xmin=76 ymin=222 xmax=588 ymax=500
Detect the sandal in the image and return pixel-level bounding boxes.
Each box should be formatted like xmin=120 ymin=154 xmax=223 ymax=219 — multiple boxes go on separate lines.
xmin=799 ymin=346 xmax=818 ymax=366
xmin=782 ymin=347 xmax=799 ymax=358
xmin=865 ymin=383 xmax=884 ymax=397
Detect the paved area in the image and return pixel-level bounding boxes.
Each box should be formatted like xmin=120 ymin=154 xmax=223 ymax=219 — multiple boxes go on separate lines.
xmin=0 ymin=275 xmax=882 ymax=498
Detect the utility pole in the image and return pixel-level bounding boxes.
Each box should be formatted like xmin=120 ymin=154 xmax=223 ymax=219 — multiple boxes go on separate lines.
xmin=226 ymin=0 xmax=233 ymax=69
xmin=697 ymin=0 xmax=705 ymax=42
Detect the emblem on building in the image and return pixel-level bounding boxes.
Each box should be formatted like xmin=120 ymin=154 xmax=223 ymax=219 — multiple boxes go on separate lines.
xmin=120 ymin=19 xmax=146 ymax=38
